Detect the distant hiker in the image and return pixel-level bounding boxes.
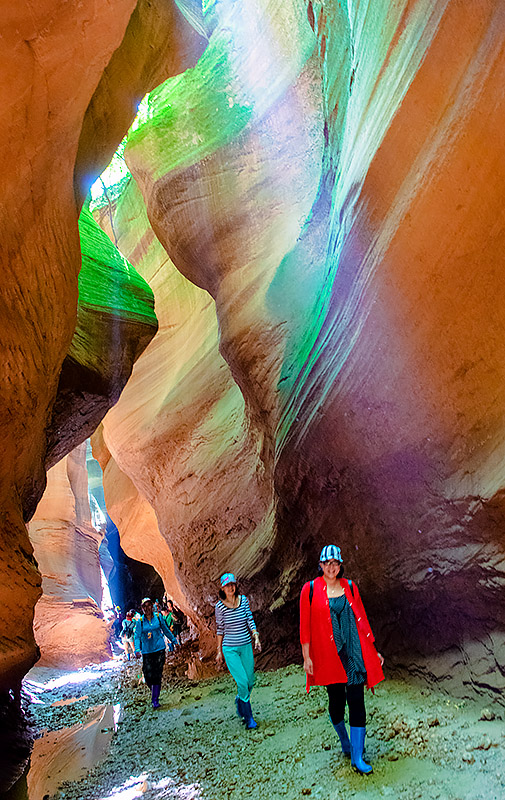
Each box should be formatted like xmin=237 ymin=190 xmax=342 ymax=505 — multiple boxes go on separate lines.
xmin=215 ymin=573 xmax=261 ymax=729
xmin=171 ymin=606 xmax=185 ymax=645
xmin=112 ymin=607 xmax=123 ymax=640
xmin=299 ymin=545 xmax=385 ymax=774
xmin=134 ymin=597 xmax=177 ymax=708
xmin=159 ymin=604 xmax=174 ymax=652
xmin=121 ymin=610 xmax=136 ymax=660
xmin=165 ymin=599 xmax=175 ymax=626
xmin=165 ymin=599 xmax=184 ymax=646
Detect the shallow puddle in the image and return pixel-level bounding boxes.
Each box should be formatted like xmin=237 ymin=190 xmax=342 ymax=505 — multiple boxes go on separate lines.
xmin=51 ymin=695 xmax=89 ymax=707
xmin=25 ymin=668 xmax=107 ymax=694
xmin=96 ymin=773 xmax=202 ymax=800
xmin=25 ymin=703 xmax=118 ymax=800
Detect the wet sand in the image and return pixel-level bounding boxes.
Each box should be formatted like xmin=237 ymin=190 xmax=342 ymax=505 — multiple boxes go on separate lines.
xmin=21 ymin=653 xmax=505 ymax=800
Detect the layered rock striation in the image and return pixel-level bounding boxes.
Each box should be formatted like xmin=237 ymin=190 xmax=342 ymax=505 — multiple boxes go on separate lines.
xmin=28 ymin=443 xmax=109 ymax=668
xmin=0 ymin=0 xmax=204 ymax=690
xmin=90 ymin=181 xmax=268 ymax=655
xmin=94 ymin=0 xmax=505 ymax=693
xmin=91 ymin=0 xmax=321 ymax=653
xmin=45 ymin=204 xmax=158 ymax=468
xmin=1 ymin=0 xmax=505 ymax=700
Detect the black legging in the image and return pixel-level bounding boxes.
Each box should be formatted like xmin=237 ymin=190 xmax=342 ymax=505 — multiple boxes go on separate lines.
xmin=327 ymin=682 xmax=366 ymax=727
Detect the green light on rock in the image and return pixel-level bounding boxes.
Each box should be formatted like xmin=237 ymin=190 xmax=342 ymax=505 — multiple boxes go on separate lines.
xmin=78 ymin=203 xmax=156 ymax=325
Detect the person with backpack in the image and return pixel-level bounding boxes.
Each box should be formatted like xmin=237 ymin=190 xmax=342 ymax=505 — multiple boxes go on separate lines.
xmin=299 ymin=545 xmax=385 ymax=774
xmin=165 ymin=599 xmax=183 ymax=646
xmin=160 ymin=603 xmax=175 ymax=652
xmin=134 ymin=597 xmax=177 ymax=708
xmin=171 ymin=606 xmax=185 ymax=645
xmin=121 ymin=610 xmax=136 ymax=660
xmin=112 ymin=607 xmax=123 ymax=640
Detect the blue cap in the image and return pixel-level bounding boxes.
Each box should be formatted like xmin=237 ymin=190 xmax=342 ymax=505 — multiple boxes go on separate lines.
xmin=220 ymin=573 xmax=236 ymax=587
xmin=319 ymin=545 xmax=342 ymax=563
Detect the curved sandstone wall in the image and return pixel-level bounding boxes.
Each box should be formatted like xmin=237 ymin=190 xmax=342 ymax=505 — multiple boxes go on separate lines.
xmin=1 ymin=0 xmax=504 ymax=699
xmin=28 ymin=444 xmax=109 ymax=668
xmin=0 ymin=0 xmax=204 ymax=689
xmin=90 ymin=181 xmax=274 ymax=654
xmin=94 ymin=0 xmax=505 ymax=693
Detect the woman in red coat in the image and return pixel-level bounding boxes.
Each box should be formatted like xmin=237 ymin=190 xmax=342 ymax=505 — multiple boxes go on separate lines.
xmin=300 ymin=545 xmax=384 ymax=774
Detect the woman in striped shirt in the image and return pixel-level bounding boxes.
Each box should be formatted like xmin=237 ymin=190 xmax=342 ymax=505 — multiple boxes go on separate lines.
xmin=215 ymin=573 xmax=261 ymax=729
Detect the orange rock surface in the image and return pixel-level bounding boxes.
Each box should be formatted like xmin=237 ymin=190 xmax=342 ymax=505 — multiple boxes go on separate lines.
xmin=2 ymin=0 xmax=505 ymax=698
xmin=28 ymin=444 xmax=109 ymax=668
xmin=94 ymin=0 xmax=505 ymax=690
xmin=90 ymin=184 xmax=274 ymax=653
xmin=0 ymin=1 xmax=204 ymax=689
xmin=0 ymin=0 xmax=131 ymax=692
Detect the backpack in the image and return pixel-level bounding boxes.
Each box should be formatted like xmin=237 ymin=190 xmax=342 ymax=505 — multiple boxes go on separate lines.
xmin=123 ymin=619 xmax=135 ymax=637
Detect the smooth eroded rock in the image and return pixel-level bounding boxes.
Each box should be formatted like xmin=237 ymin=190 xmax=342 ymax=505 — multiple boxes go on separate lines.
xmin=28 ymin=443 xmax=109 ymax=668
xmin=95 ymin=0 xmax=505 ymax=690
xmin=0 ymin=0 xmax=204 ymax=690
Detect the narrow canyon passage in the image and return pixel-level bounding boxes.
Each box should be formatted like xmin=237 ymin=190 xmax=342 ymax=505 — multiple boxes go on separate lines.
xmin=13 ymin=654 xmax=505 ymax=800
xmin=2 ymin=0 xmax=505 ymax=797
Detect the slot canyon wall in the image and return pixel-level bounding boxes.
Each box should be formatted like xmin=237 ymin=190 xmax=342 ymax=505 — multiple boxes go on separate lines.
xmin=92 ymin=0 xmax=505 ymax=696
xmin=0 ymin=0 xmax=204 ymax=690
xmin=28 ymin=443 xmax=109 ymax=668
xmin=0 ymin=0 xmax=504 ymax=705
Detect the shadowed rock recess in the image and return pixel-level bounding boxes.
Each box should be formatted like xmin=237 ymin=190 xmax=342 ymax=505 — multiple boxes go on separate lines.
xmin=1 ymin=0 xmax=505 ymax=714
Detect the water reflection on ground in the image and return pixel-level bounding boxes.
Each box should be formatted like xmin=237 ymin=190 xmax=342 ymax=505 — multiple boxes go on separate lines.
xmin=13 ymin=657 xmax=201 ymax=800
xmin=27 ymin=671 xmax=104 ymax=692
xmin=99 ymin=773 xmax=202 ymax=800
xmin=26 ymin=704 xmax=117 ymax=800
xmin=24 ymin=658 xmax=122 ymax=698
xmin=51 ymin=695 xmax=88 ymax=707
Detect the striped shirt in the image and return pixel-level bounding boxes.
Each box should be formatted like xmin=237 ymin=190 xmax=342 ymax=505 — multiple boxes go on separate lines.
xmin=215 ymin=595 xmax=257 ymax=646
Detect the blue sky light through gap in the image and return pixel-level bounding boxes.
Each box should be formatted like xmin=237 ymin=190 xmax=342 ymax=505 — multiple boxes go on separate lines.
xmin=89 ymin=95 xmax=151 ymax=210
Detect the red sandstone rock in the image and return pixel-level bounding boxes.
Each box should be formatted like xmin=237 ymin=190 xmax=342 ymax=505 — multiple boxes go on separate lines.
xmin=0 ymin=1 xmax=204 ymax=689
xmin=0 ymin=0 xmax=134 ymax=692
xmin=96 ymin=0 xmax=505 ymax=690
xmin=3 ymin=0 xmax=505 ymax=700
xmin=28 ymin=444 xmax=109 ymax=668
xmin=90 ymin=183 xmax=274 ymax=655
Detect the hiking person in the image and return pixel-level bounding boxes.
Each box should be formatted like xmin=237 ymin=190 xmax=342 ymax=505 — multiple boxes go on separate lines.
xmin=215 ymin=573 xmax=261 ymax=729
xmin=134 ymin=597 xmax=177 ymax=708
xmin=160 ymin=603 xmax=175 ymax=652
xmin=172 ymin=607 xmax=185 ymax=644
xmin=112 ymin=607 xmax=123 ymax=640
xmin=300 ymin=545 xmax=385 ymax=774
xmin=121 ymin=610 xmax=136 ymax=660
xmin=166 ymin=599 xmax=184 ymax=645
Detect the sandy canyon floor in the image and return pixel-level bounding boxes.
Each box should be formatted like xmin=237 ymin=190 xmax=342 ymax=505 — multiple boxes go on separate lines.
xmin=19 ymin=651 xmax=505 ymax=800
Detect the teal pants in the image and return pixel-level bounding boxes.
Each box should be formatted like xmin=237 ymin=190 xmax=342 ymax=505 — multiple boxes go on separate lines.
xmin=222 ymin=642 xmax=255 ymax=702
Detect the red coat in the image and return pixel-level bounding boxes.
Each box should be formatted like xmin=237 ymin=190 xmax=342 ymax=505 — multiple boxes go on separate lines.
xmin=299 ymin=576 xmax=384 ymax=692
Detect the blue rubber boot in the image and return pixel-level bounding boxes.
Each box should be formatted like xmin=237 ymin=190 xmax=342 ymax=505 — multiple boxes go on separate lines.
xmin=241 ymin=700 xmax=257 ymax=729
xmin=350 ymin=727 xmax=372 ymax=774
xmin=332 ymin=720 xmax=351 ymax=756
xmin=151 ymin=684 xmax=161 ymax=709
xmin=235 ymin=696 xmax=245 ymax=721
